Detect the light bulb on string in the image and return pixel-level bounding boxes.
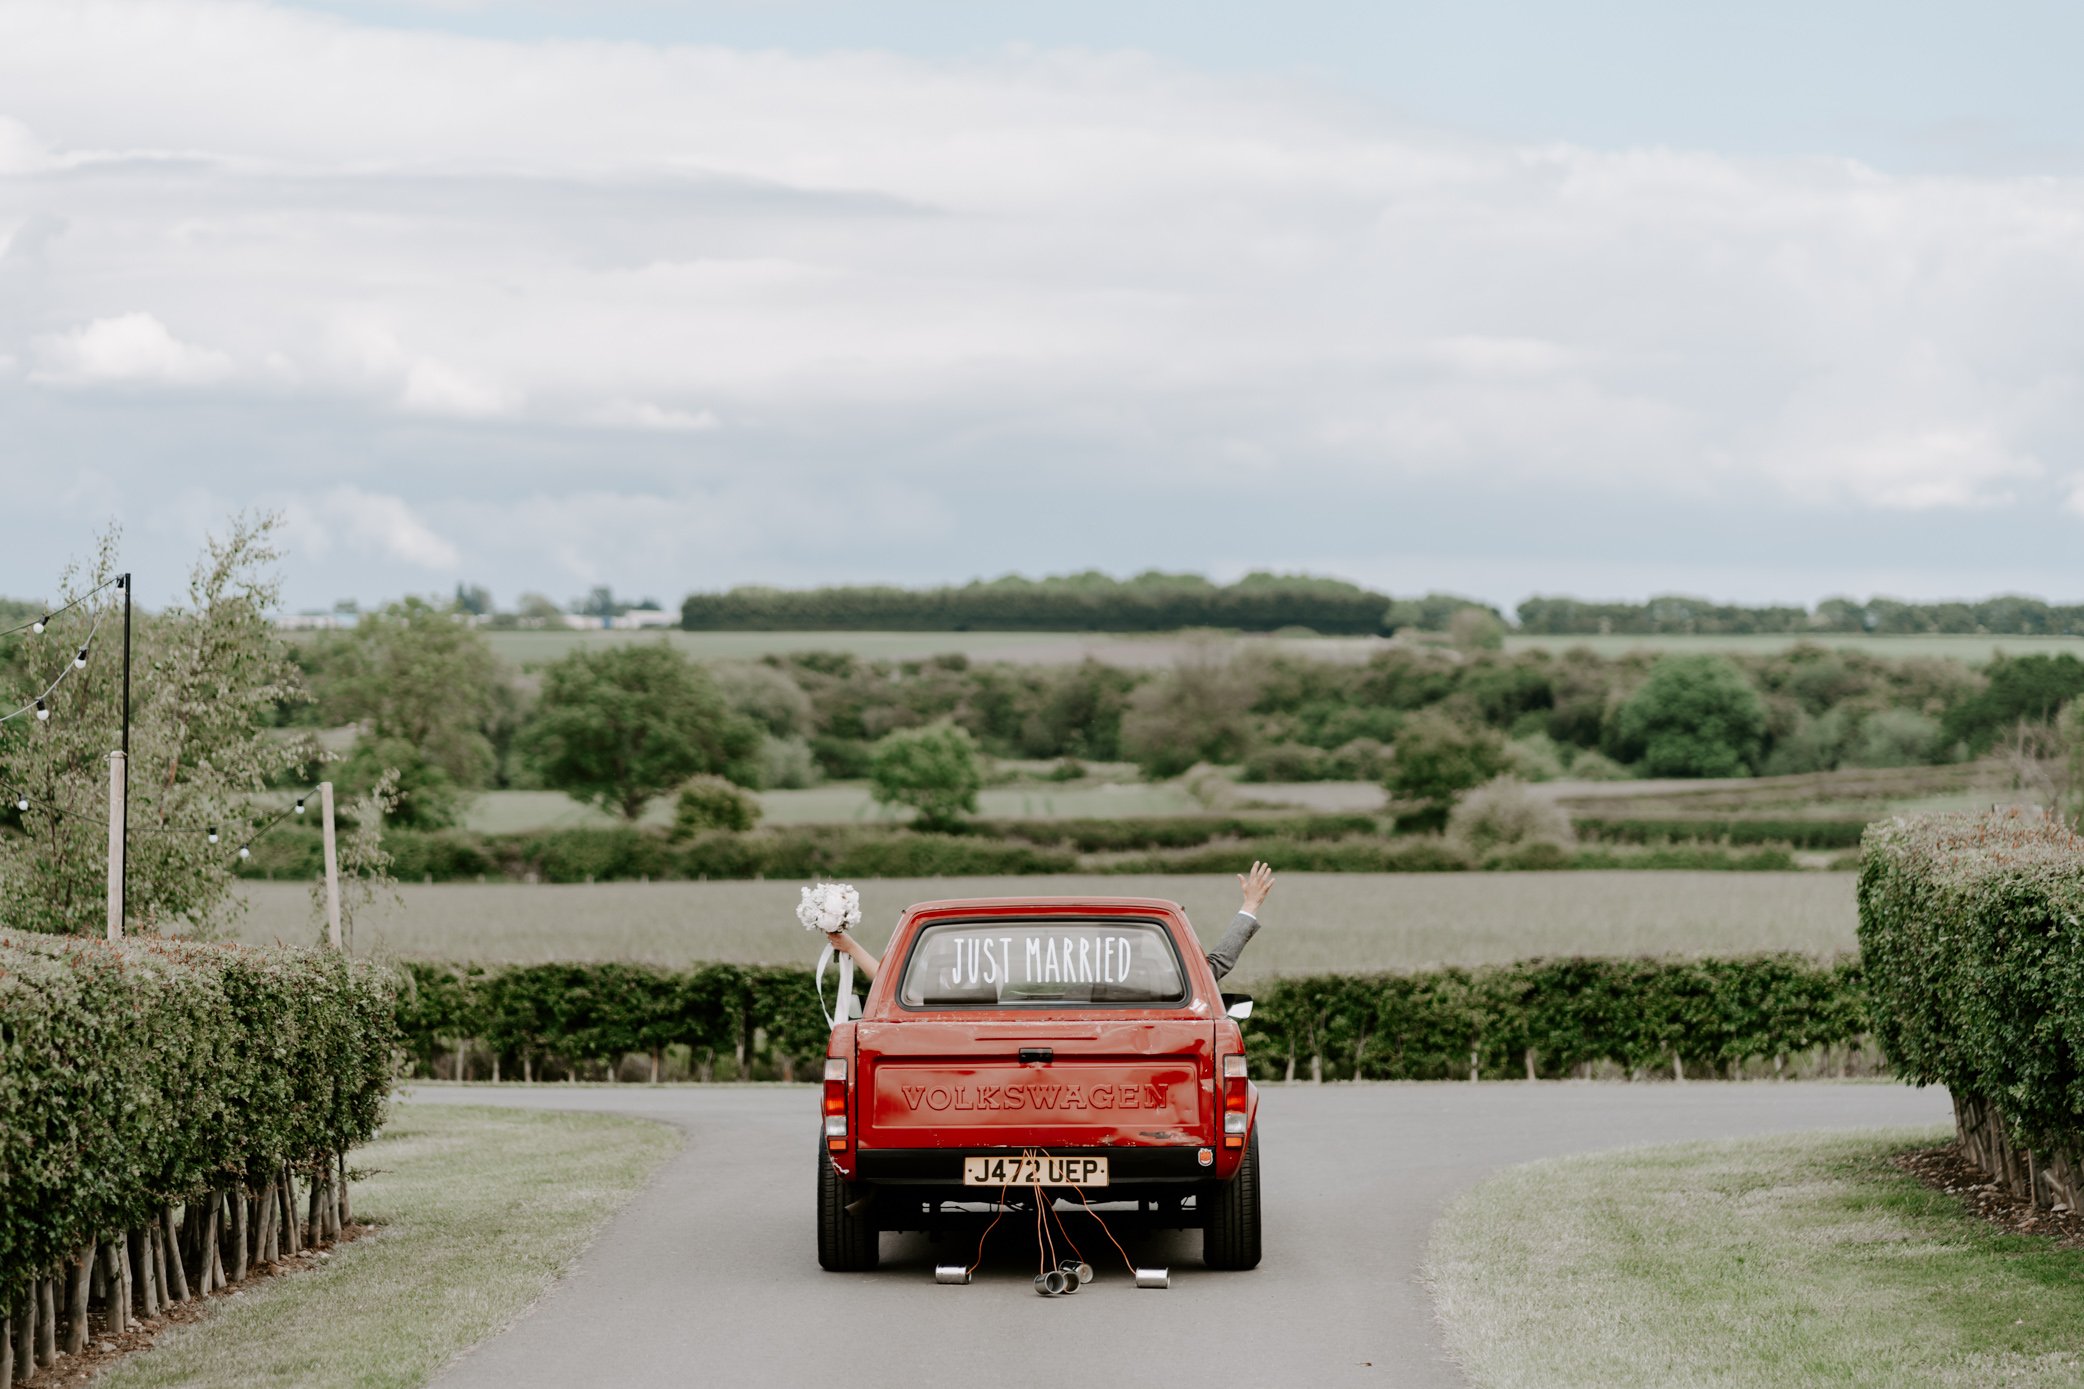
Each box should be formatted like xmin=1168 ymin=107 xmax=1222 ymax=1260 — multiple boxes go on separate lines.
xmin=13 ymin=795 xmax=26 ymax=813
xmin=207 ymin=827 xmax=220 ymax=844
xmin=73 ymin=646 xmax=88 ymax=668
xmin=295 ymin=798 xmax=306 ymax=816
xmin=31 ymin=616 xmax=46 ymax=635
xmin=238 ymin=844 xmax=251 ymax=860
xmin=34 ymin=699 xmax=48 ymax=722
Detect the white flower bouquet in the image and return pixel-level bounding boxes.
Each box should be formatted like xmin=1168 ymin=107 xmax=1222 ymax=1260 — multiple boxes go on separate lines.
xmin=797 ymin=881 xmax=862 ymax=935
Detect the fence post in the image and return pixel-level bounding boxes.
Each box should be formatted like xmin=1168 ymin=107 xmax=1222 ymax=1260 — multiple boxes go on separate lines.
xmin=320 ymin=781 xmax=342 ymax=950
xmin=105 ymin=750 xmax=126 ymax=941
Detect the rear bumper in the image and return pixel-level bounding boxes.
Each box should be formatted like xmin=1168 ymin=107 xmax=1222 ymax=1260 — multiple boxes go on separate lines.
xmin=855 ymin=1144 xmax=1214 ymax=1187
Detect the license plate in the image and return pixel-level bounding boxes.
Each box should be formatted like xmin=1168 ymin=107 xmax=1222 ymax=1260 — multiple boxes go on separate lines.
xmin=963 ymin=1154 xmax=1108 ymax=1187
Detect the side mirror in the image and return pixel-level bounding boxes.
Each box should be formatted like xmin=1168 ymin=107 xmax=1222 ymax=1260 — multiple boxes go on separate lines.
xmin=1222 ymin=992 xmax=1253 ymax=1021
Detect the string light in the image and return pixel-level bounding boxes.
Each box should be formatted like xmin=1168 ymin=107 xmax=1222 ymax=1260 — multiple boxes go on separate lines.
xmin=0 ymin=576 xmax=120 ymax=641
xmin=238 ymin=844 xmax=251 ymax=860
xmin=13 ymin=795 xmax=26 ymax=813
xmin=295 ymin=797 xmax=306 ymax=816
xmin=1 ymin=602 xmax=109 ymax=726
xmin=208 ymin=827 xmax=219 ymax=844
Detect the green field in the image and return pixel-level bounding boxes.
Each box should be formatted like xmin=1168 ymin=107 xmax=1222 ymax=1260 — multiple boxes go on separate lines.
xmin=1427 ymin=1129 xmax=2084 ymax=1388
xmin=463 ymin=626 xmax=2076 ymax=670
xmin=230 ymin=870 xmax=1858 ymax=981
xmin=477 ymin=627 xmax=1394 ymax=668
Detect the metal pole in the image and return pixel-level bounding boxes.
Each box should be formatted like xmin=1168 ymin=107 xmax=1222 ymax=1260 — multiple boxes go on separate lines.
xmin=320 ymin=782 xmax=342 ymax=950
xmin=119 ymin=572 xmax=131 ymax=933
xmin=106 ymin=751 xmax=126 ymax=940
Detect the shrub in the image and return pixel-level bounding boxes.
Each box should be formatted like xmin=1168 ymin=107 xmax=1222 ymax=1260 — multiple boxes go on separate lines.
xmin=1503 ymin=733 xmax=1569 ymax=782
xmin=1608 ymin=654 xmax=1767 ymax=777
xmin=1447 ymin=777 xmax=1576 ymax=857
xmin=672 ymin=775 xmax=762 ymax=836
xmin=755 ymin=735 xmax=821 ymax=789
xmin=1561 ymin=748 xmax=1630 ymax=781
xmin=1859 ymin=810 xmax=2084 ymax=1165
xmin=1847 ymin=708 xmax=1942 ymax=768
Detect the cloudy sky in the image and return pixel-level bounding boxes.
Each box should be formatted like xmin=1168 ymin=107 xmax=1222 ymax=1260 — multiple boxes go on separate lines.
xmin=1 ymin=0 xmax=2079 ymax=614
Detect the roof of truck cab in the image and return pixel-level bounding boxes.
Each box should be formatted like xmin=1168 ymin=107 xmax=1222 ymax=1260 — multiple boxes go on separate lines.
xmin=899 ymin=896 xmax=1188 ymax=917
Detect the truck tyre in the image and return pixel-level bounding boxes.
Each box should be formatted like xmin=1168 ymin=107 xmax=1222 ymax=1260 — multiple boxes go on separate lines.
xmin=1202 ymin=1127 xmax=1261 ymax=1270
xmin=817 ymin=1141 xmax=880 ymax=1271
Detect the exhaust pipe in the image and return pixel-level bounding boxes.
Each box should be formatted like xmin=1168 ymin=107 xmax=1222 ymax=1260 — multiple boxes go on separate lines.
xmin=1134 ymin=1267 xmax=1170 ymax=1289
xmin=934 ymin=1265 xmax=972 ymax=1285
xmin=1033 ymin=1269 xmax=1071 ymax=1296
xmin=1062 ymin=1260 xmax=1093 ymax=1286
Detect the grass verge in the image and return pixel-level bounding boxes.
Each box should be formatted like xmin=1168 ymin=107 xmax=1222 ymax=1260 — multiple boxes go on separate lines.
xmin=1425 ymin=1128 xmax=2084 ymax=1389
xmin=95 ymin=1104 xmax=678 ymax=1389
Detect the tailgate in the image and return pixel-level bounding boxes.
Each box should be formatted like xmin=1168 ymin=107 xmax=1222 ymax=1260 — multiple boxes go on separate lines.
xmin=859 ymin=1020 xmax=1210 ymax=1147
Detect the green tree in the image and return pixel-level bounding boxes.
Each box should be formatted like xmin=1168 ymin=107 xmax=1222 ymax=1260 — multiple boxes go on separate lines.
xmin=1608 ymin=655 xmax=1767 ymax=777
xmin=672 ymin=774 xmax=762 ymax=835
xmin=335 ymin=734 xmax=464 ymax=829
xmin=521 ymin=643 xmax=761 ymax=819
xmin=1385 ymin=710 xmax=1506 ymax=828
xmin=1940 ymin=653 xmax=2084 ymax=755
xmin=0 ymin=516 xmax=318 ymax=936
xmin=868 ymin=722 xmax=982 ymax=831
xmin=314 ymin=596 xmax=503 ymax=788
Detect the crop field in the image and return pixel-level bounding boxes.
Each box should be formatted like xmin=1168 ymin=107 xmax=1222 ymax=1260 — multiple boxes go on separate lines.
xmin=230 ymin=870 xmax=1859 ymax=982
xmin=463 ymin=627 xmax=2073 ymax=670
xmin=477 ymin=628 xmax=1397 ymax=669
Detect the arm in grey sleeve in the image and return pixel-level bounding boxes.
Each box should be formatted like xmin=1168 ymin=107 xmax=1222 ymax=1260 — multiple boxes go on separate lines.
xmin=1204 ymin=911 xmax=1261 ymax=983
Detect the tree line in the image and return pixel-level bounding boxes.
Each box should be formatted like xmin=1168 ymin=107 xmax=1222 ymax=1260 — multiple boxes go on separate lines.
xmin=259 ymin=602 xmax=2084 ymax=834
xmin=679 ymin=571 xmax=1396 ymax=634
xmin=673 ymin=573 xmax=2084 ymax=637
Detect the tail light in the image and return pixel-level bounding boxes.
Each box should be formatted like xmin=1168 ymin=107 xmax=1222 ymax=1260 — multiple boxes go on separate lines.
xmin=1221 ymin=1053 xmax=1248 ymax=1148
xmin=824 ymin=1057 xmax=848 ymax=1150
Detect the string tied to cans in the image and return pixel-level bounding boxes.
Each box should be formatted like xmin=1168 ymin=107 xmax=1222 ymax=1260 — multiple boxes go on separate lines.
xmin=932 ymin=1148 xmax=1167 ymax=1294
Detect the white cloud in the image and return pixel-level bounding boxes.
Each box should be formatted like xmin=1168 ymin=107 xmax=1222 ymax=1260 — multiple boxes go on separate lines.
xmin=285 ymin=487 xmax=463 ymax=571
xmin=587 ymin=400 xmax=720 ymax=433
xmin=31 ymin=312 xmax=235 ymax=386
xmin=0 ymin=0 xmax=2081 ymax=604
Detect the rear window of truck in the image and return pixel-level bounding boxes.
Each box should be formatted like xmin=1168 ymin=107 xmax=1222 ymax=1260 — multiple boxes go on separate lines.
xmin=897 ymin=918 xmax=1188 ymax=1009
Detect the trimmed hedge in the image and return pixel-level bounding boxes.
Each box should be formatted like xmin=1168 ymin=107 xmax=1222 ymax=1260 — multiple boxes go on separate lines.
xmin=1858 ymin=810 xmax=2084 ymax=1206
xmin=393 ymin=953 xmax=1867 ymax=1087
xmin=1574 ymin=817 xmax=1870 ymax=850
xmin=1241 ymin=955 xmax=1865 ymax=1081
xmin=0 ymin=932 xmax=400 ymax=1339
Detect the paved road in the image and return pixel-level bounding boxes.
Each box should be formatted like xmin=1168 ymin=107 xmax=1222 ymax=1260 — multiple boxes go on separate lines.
xmin=414 ymin=1082 xmax=1948 ymax=1389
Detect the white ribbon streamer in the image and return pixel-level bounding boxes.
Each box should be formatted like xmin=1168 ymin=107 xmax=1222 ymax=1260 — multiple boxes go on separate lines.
xmin=816 ymin=940 xmax=856 ymax=1026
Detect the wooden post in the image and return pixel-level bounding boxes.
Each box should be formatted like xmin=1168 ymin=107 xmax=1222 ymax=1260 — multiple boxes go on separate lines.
xmin=320 ymin=782 xmax=342 ymax=950
xmin=105 ymin=751 xmax=126 ymax=940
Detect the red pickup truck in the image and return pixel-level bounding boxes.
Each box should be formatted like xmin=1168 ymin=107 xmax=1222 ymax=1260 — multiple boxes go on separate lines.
xmin=816 ymin=896 xmax=1262 ymax=1273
